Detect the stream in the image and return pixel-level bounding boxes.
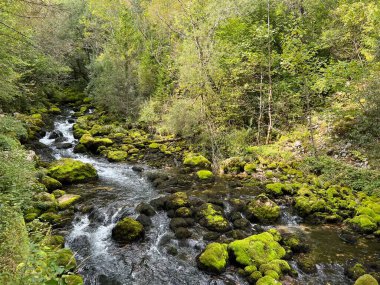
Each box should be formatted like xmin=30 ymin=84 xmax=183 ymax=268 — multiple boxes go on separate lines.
xmin=38 ymin=110 xmax=380 ymax=285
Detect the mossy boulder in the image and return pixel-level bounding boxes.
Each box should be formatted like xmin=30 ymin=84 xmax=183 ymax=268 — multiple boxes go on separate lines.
xmin=220 ymin=157 xmax=246 ymax=174
xmin=256 ymin=276 xmax=282 ymax=285
xmin=347 ymin=263 xmax=367 ymax=280
xmin=354 ymin=274 xmax=378 ymax=285
xmin=346 ymin=215 xmax=377 ymax=234
xmin=39 ymin=212 xmax=62 ymax=224
xmin=245 ymin=194 xmax=280 ymax=223
xmin=106 ymin=150 xmax=128 ymax=162
xmin=228 ymin=231 xmax=286 ymax=267
xmin=265 ymin=183 xmax=294 ymax=196
xmin=79 ymin=134 xmax=113 ymax=152
xmin=52 ymin=189 xmax=66 ymax=198
xmin=57 ymin=194 xmax=81 ymax=210
xmin=63 ymin=274 xmax=84 ymax=285
xmin=244 ymin=163 xmax=257 ymax=175
xmin=49 ymin=106 xmax=61 ymax=114
xmin=198 ymin=243 xmax=229 ymax=273
xmin=41 ymin=176 xmax=62 ymax=191
xmin=197 ymin=203 xmax=230 ymax=232
xmin=47 ymin=158 xmax=97 ymax=184
xmin=112 ymin=217 xmax=144 ymax=243
xmin=165 ymin=192 xmax=189 ymax=210
xmin=43 ymin=235 xmax=65 ymax=248
xmin=196 ymin=170 xmax=214 ymax=180
xmin=295 ymin=188 xmax=327 ymax=216
xmin=183 ymin=153 xmax=211 ymax=169
xmin=53 ymin=248 xmax=77 ymax=271
xmin=175 ymin=207 xmax=192 ymax=218
xmin=259 ymin=259 xmax=291 ymax=277
xmin=34 ymin=192 xmax=57 ymax=211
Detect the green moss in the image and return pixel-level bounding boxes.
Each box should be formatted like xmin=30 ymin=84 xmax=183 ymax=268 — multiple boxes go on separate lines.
xmin=39 ymin=212 xmax=62 ymax=224
xmin=259 ymin=259 xmax=290 ymax=276
xmin=228 ymin=232 xmax=286 ymax=267
xmin=34 ymin=192 xmax=57 ymax=211
xmin=354 ymin=274 xmax=378 ymax=285
xmin=347 ymin=215 xmax=377 ymax=234
xmin=244 ymin=265 xmax=258 ymax=275
xmin=266 ymin=183 xmax=285 ymax=196
xmin=57 ymin=194 xmax=81 ymax=210
xmin=183 ymin=153 xmax=211 ymax=168
xmin=41 ymin=176 xmax=62 ymax=191
xmin=264 ymin=270 xmax=279 ymax=279
xmin=220 ymin=157 xmax=246 ymax=174
xmin=43 ymin=235 xmax=65 ymax=248
xmin=197 ymin=170 xmax=214 ymax=180
xmin=79 ymin=134 xmax=113 ymax=152
xmin=265 ymin=170 xmax=274 ymax=178
xmin=63 ymin=274 xmax=84 ymax=285
xmin=106 ymin=150 xmax=128 ymax=162
xmin=244 ymin=163 xmax=257 ymax=174
xmin=256 ymin=275 xmax=282 ymax=285
xmin=248 ymin=271 xmax=263 ymax=282
xmin=47 ymin=158 xmax=98 ymax=184
xmin=245 ymin=194 xmax=280 ymax=222
xmin=166 ymin=192 xmax=189 ymax=209
xmin=52 ymin=189 xmax=66 ymax=198
xmin=348 ymin=263 xmax=366 ymax=280
xmin=198 ymin=243 xmax=229 ymax=273
xmin=112 ymin=217 xmax=144 ymax=243
xmin=198 ymin=203 xmax=230 ymax=232
xmin=53 ymin=248 xmax=77 ymax=271
xmin=148 ymin=142 xmax=161 ymax=149
xmin=175 ymin=207 xmax=192 ymax=218
xmin=49 ymin=106 xmax=61 ymax=114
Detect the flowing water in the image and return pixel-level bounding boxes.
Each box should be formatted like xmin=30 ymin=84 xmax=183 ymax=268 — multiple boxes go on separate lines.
xmin=39 ymin=110 xmax=380 ymax=285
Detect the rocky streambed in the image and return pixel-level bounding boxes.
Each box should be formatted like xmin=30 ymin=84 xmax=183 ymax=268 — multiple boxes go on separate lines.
xmin=35 ymin=109 xmax=379 ymax=285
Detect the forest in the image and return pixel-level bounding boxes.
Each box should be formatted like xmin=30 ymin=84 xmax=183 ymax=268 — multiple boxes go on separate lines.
xmin=0 ymin=0 xmax=379 ymax=284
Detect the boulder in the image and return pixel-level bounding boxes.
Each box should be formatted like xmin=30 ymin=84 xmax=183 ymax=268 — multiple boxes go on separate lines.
xmin=245 ymin=194 xmax=280 ymax=223
xmin=47 ymin=158 xmax=97 ymax=184
xmin=198 ymin=243 xmax=229 ymax=273
xmin=112 ymin=217 xmax=144 ymax=243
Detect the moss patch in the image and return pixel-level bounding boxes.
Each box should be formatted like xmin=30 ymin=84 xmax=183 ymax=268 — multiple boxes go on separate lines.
xmin=112 ymin=217 xmax=144 ymax=243
xmin=47 ymin=158 xmax=98 ymax=184
xmin=198 ymin=243 xmax=229 ymax=273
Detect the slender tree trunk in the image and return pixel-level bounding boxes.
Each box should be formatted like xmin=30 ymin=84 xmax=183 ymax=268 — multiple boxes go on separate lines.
xmin=257 ymin=69 xmax=264 ymax=144
xmin=266 ymin=0 xmax=273 ymax=144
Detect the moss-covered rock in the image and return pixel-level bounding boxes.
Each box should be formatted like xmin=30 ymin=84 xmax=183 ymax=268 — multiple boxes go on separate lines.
xmin=244 ymin=163 xmax=257 ymax=175
xmin=245 ymin=194 xmax=280 ymax=223
xmin=197 ymin=203 xmax=230 ymax=232
xmin=57 ymin=194 xmax=81 ymax=210
xmin=43 ymin=235 xmax=65 ymax=248
xmin=41 ymin=176 xmax=62 ymax=191
xmin=53 ymin=248 xmax=77 ymax=271
xmin=63 ymin=274 xmax=84 ymax=285
xmin=34 ymin=192 xmax=57 ymax=211
xmin=220 ymin=157 xmax=246 ymax=174
xmin=165 ymin=192 xmax=189 ymax=210
xmin=39 ymin=212 xmax=62 ymax=224
xmin=198 ymin=243 xmax=229 ymax=273
xmin=296 ymin=253 xmax=317 ymax=273
xmin=52 ymin=189 xmax=66 ymax=198
xmin=175 ymin=207 xmax=192 ymax=218
xmin=354 ymin=274 xmax=378 ymax=285
xmin=183 ymin=153 xmax=211 ymax=169
xmin=49 ymin=106 xmax=61 ymax=114
xmin=47 ymin=158 xmax=97 ymax=184
xmin=346 ymin=215 xmax=377 ymax=234
xmin=256 ymin=276 xmax=281 ymax=285
xmin=106 ymin=150 xmax=128 ymax=162
xmin=196 ymin=170 xmax=214 ymax=180
xmin=228 ymin=231 xmax=286 ymax=267
xmin=265 ymin=182 xmax=294 ymax=196
xmin=112 ymin=217 xmax=144 ymax=243
xmin=79 ymin=134 xmax=113 ymax=152
xmin=347 ymin=263 xmax=367 ymax=280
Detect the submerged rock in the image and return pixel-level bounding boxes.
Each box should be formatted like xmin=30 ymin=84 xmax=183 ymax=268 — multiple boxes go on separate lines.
xmin=47 ymin=158 xmax=98 ymax=184
xmin=198 ymin=243 xmax=229 ymax=273
xmin=112 ymin=217 xmax=144 ymax=243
